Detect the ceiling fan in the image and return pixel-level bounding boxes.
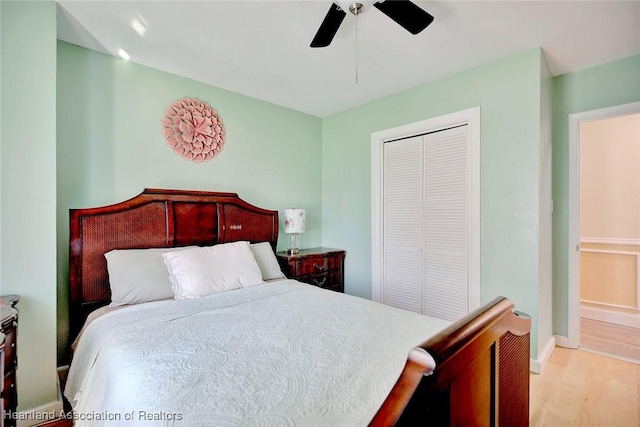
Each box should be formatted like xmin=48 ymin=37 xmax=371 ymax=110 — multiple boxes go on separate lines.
xmin=311 ymin=0 xmax=434 ymax=48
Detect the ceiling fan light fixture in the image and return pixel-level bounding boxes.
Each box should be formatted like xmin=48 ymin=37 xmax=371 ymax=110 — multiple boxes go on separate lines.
xmin=312 ymin=0 xmax=433 ymax=48
xmin=335 ymin=1 xmax=376 ymax=15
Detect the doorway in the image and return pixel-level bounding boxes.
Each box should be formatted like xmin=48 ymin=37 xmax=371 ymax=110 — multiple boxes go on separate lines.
xmin=568 ymin=101 xmax=640 ymax=360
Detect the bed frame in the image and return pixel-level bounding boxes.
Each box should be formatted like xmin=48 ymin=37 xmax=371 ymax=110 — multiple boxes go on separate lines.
xmin=69 ymin=188 xmax=531 ymax=426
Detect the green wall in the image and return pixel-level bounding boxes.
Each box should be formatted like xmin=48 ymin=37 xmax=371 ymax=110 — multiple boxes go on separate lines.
xmin=322 ymin=48 xmax=547 ymax=357
xmin=1 ymin=1 xmax=58 ymax=410
xmin=551 ymin=54 xmax=640 ymax=336
xmin=56 ymin=42 xmax=323 ymax=360
xmin=537 ymin=54 xmax=554 ymax=361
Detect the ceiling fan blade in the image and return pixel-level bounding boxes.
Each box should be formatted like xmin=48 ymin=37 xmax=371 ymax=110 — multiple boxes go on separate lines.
xmin=311 ymin=3 xmax=347 ymax=48
xmin=373 ymin=0 xmax=434 ymax=35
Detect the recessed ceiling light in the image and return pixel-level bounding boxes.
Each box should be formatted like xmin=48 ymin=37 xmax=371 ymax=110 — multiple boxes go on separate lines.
xmin=131 ymin=18 xmax=146 ymax=36
xmin=118 ymin=49 xmax=130 ymax=61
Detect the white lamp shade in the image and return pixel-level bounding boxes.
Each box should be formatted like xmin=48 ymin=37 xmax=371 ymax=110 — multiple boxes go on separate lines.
xmin=283 ymin=209 xmax=306 ymax=234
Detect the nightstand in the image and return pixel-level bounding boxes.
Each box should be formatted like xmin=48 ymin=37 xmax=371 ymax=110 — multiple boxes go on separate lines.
xmin=276 ymin=247 xmax=345 ymax=292
xmin=1 ymin=295 xmax=19 ymax=427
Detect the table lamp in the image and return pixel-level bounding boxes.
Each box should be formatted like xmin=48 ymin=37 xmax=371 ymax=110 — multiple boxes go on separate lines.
xmin=284 ymin=208 xmax=305 ymax=255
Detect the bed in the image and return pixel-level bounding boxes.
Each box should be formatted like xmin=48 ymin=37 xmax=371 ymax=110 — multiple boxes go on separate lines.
xmin=65 ymin=188 xmax=531 ymax=426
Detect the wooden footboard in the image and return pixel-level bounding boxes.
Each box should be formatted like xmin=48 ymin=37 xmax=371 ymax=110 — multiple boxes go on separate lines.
xmin=371 ymin=297 xmax=531 ymax=426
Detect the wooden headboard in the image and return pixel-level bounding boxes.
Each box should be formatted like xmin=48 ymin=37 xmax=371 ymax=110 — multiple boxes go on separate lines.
xmin=69 ymin=188 xmax=278 ymax=339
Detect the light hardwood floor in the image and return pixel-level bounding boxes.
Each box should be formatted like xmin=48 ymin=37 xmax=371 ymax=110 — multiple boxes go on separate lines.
xmin=530 ymin=346 xmax=639 ymax=426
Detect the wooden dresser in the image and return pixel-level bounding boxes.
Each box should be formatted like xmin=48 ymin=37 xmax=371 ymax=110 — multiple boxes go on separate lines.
xmin=1 ymin=295 xmax=19 ymax=427
xmin=276 ymin=248 xmax=345 ymax=293
xmin=0 ymin=332 xmax=4 ymax=427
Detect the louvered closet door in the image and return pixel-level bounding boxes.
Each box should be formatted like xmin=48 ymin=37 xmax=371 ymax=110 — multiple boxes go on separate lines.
xmin=423 ymin=125 xmax=469 ymax=321
xmin=382 ymin=125 xmax=470 ymax=321
xmin=382 ymin=136 xmax=424 ymax=313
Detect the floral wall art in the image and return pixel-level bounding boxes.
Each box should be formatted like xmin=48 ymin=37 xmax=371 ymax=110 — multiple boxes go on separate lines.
xmin=161 ymin=98 xmax=225 ymax=162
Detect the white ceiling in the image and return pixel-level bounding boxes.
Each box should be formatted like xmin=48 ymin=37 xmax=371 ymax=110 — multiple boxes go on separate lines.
xmin=56 ymin=1 xmax=640 ymax=117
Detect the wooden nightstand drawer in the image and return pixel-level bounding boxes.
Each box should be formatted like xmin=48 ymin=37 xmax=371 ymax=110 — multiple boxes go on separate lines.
xmin=298 ymin=271 xmax=343 ymax=291
xmin=298 ymin=273 xmax=327 ymax=287
xmin=294 ymin=254 xmax=341 ymax=275
xmin=277 ymin=248 xmax=345 ymax=293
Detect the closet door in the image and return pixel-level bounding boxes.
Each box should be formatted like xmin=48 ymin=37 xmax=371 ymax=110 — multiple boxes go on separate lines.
xmin=423 ymin=125 xmax=469 ymax=321
xmin=373 ymin=108 xmax=479 ymax=319
xmin=381 ymin=125 xmax=470 ymax=321
xmin=382 ymin=136 xmax=424 ymax=313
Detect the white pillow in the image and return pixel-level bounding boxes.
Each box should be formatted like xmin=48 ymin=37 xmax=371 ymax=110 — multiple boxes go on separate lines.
xmin=163 ymin=241 xmax=263 ymax=299
xmin=250 ymin=242 xmax=286 ymax=280
xmin=105 ymin=246 xmax=194 ymax=306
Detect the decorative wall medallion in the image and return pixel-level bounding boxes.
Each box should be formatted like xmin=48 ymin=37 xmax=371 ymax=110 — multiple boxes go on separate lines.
xmin=161 ymin=98 xmax=225 ymax=163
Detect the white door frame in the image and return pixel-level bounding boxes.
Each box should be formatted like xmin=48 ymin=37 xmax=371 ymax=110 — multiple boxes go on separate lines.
xmin=371 ymin=107 xmax=481 ymax=311
xmin=567 ymin=101 xmax=640 ymax=348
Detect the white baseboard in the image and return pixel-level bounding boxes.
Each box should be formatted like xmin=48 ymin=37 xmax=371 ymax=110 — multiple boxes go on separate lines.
xmin=14 ymin=366 xmax=67 ymax=427
xmin=554 ymin=335 xmax=574 ymax=348
xmin=15 ymin=400 xmax=63 ymax=427
xmin=581 ymin=306 xmax=640 ymax=329
xmin=530 ymin=336 xmax=556 ymax=374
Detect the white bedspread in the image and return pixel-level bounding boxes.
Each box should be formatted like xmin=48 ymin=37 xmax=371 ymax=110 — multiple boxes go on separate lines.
xmin=65 ymin=280 xmax=450 ymax=426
